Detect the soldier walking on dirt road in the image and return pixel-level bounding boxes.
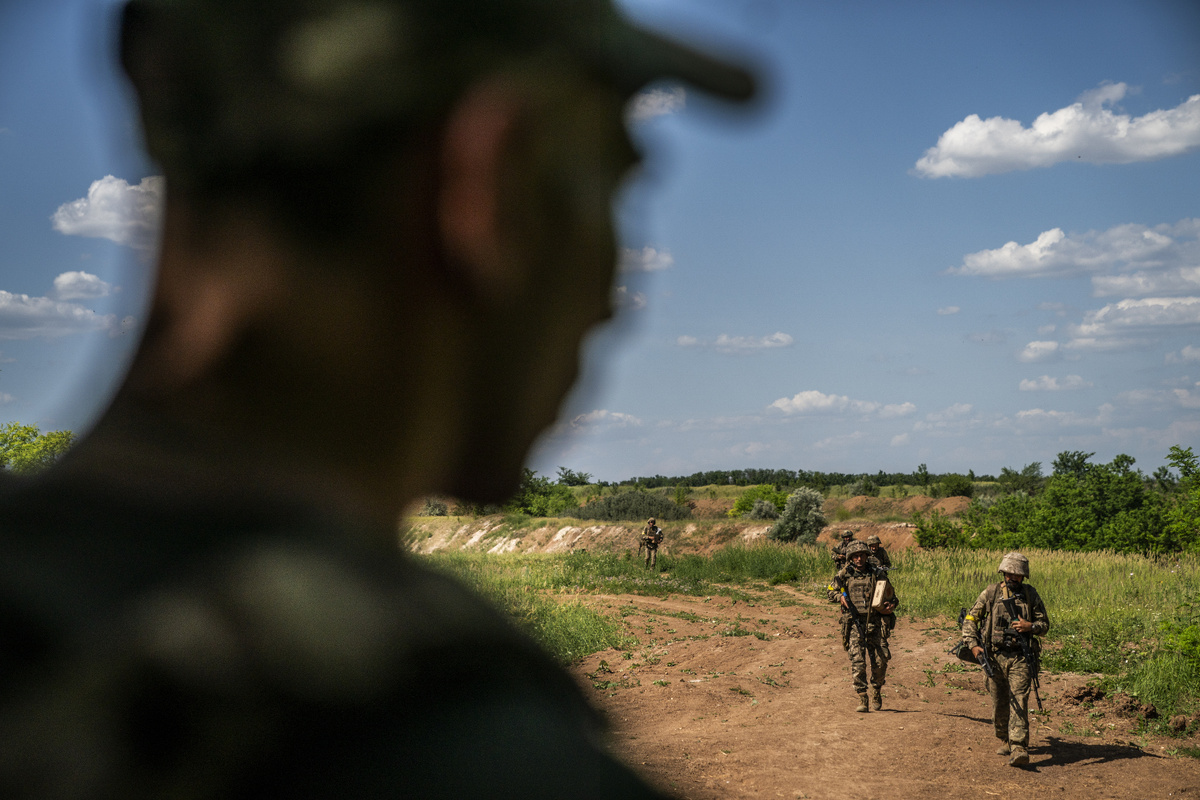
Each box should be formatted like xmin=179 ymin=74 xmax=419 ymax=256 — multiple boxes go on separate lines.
xmin=962 ymin=552 xmax=1051 ymax=767
xmin=835 ymin=542 xmax=897 ymax=711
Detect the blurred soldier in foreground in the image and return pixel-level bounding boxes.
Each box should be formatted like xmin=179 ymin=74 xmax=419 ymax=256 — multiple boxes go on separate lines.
xmin=835 ymin=541 xmax=897 ymax=712
xmin=0 ymin=0 xmax=753 ymax=796
xmin=640 ymin=517 xmax=664 ymax=568
xmin=962 ymin=552 xmax=1050 ymax=768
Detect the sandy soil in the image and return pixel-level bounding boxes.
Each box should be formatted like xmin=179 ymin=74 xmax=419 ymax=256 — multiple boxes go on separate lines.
xmin=568 ymin=586 xmax=1200 ymax=800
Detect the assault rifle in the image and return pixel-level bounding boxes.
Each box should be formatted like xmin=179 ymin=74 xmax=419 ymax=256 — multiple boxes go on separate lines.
xmin=999 ymin=591 xmax=1043 ymax=710
xmin=955 ymin=607 xmax=994 ymax=678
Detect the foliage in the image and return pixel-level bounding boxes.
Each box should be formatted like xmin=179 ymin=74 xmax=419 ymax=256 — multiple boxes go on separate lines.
xmin=912 ymin=509 xmax=967 ymax=548
xmin=0 ymin=422 xmax=75 ymax=474
xmin=849 ymin=478 xmax=880 ymax=497
xmin=1164 ymin=446 xmax=1200 ymax=554
xmin=672 ymin=485 xmax=690 ymax=507
xmin=727 ymin=484 xmax=788 ymax=518
xmin=767 ymin=487 xmax=827 ymax=544
xmin=957 ymin=451 xmax=1175 ymax=554
xmin=555 ymin=466 xmax=593 ymax=486
xmin=997 ymin=462 xmax=1044 ymax=495
xmin=503 ymin=468 xmax=578 ymax=517
xmin=744 ymin=499 xmax=780 ymax=520
xmin=940 ymin=473 xmax=974 ymax=499
xmin=566 ymin=490 xmax=690 ymax=522
xmin=420 ymin=498 xmax=448 ymax=516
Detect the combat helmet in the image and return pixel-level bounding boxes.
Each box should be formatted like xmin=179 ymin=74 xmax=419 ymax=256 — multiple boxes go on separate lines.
xmin=997 ymin=551 xmax=1030 ymax=578
xmin=866 ymin=535 xmax=881 ymax=546
xmin=845 ymin=541 xmax=870 ymax=557
xmin=841 ymin=530 xmax=854 ymax=540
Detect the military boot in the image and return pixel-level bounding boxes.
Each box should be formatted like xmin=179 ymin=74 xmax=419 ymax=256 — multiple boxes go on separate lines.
xmin=855 ymin=693 xmax=869 ymax=712
xmin=1008 ymin=745 xmax=1029 ymax=767
xmin=871 ymin=687 xmax=882 ymax=710
xmin=995 ymin=742 xmax=1011 ymax=756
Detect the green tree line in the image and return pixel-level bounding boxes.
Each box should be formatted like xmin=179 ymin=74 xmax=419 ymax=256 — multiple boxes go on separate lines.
xmin=0 ymin=422 xmax=75 ymax=474
xmin=914 ymin=446 xmax=1200 ymax=555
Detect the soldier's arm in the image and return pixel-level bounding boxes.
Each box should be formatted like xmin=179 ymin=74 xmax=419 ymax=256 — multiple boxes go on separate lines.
xmin=963 ymin=589 xmax=989 ymax=650
xmin=1027 ymin=586 xmax=1050 ymax=636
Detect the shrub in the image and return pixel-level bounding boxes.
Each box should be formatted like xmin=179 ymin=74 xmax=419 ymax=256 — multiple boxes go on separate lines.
xmin=941 ymin=473 xmax=974 ymax=498
xmin=849 ymin=478 xmax=880 ymax=498
xmin=504 ymin=468 xmax=579 ymax=517
xmin=768 ymin=487 xmax=827 ymax=544
xmin=566 ymin=490 xmax=690 ymax=522
xmin=420 ymin=498 xmax=448 ymax=516
xmin=912 ymin=509 xmax=967 ymax=548
xmin=744 ymin=499 xmax=780 ymax=520
xmin=728 ymin=485 xmax=788 ymax=518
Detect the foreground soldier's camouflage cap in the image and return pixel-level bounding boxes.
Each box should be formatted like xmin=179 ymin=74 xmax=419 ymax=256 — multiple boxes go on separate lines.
xmin=119 ymin=0 xmax=756 ymax=186
xmin=998 ymin=551 xmax=1030 ymax=578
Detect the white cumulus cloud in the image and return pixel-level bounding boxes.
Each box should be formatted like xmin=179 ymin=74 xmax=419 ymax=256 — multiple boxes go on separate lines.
xmin=950 ymin=218 xmax=1198 ymax=281
xmin=1018 ymin=374 xmax=1092 ymax=392
xmin=914 ymin=83 xmax=1200 ymax=178
xmin=619 ymin=246 xmax=675 ymax=273
xmin=678 ymin=332 xmax=794 ymax=354
xmin=1066 ymin=296 xmax=1200 ymax=351
xmin=52 ymin=175 xmax=164 ymax=254
xmin=613 ymin=285 xmax=647 ymax=310
xmin=627 ymin=86 xmax=687 ymax=122
xmin=1018 ymin=341 xmax=1061 ymax=362
xmin=0 ymin=289 xmax=125 ymax=339
xmin=51 ymin=271 xmax=112 ymax=301
xmin=1166 ymin=345 xmax=1200 ymax=363
xmin=937 ymin=306 xmax=960 ymax=315
xmin=769 ymin=389 xmax=913 ymax=418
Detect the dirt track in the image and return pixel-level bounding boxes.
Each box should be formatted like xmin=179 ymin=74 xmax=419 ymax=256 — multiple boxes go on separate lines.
xmin=568 ymin=587 xmax=1200 ymax=800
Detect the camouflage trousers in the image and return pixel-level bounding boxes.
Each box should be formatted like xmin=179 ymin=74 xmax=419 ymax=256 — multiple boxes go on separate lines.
xmin=990 ymin=650 xmax=1033 ymax=747
xmin=845 ymin=618 xmax=888 ymax=694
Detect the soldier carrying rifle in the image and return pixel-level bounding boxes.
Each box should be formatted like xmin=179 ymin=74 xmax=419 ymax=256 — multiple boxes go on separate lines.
xmin=962 ymin=552 xmax=1051 ymax=768
xmin=834 ymin=541 xmax=898 ymax=712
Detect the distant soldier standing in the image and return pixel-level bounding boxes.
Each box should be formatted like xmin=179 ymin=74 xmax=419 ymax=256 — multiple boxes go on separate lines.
xmin=641 ymin=518 xmax=664 ymax=568
xmin=835 ymin=542 xmax=897 ymax=711
xmin=962 ymin=552 xmax=1050 ymax=767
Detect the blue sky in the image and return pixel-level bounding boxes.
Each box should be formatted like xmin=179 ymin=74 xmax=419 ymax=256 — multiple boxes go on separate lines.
xmin=2 ymin=0 xmax=1198 ymax=483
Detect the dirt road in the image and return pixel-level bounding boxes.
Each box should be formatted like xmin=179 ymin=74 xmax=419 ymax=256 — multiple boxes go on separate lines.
xmin=568 ymin=586 xmax=1200 ymax=799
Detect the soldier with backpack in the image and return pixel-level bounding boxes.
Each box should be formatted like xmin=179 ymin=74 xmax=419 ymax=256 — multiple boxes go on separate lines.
xmin=834 ymin=541 xmax=898 ymax=712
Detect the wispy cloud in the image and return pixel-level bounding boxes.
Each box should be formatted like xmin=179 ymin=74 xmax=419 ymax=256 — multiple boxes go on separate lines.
xmin=949 ymin=218 xmax=1199 ymax=282
xmin=52 ymin=175 xmax=163 ymax=255
xmin=937 ymin=306 xmax=960 ymax=315
xmin=627 ymin=86 xmax=687 ymax=122
xmin=1065 ymin=296 xmax=1200 ymax=352
xmin=619 ymin=246 xmax=674 ymax=273
xmin=1166 ymin=345 xmax=1200 ymax=363
xmin=769 ymin=389 xmax=915 ymax=418
xmin=0 ymin=287 xmax=126 ymax=339
xmin=613 ymin=285 xmax=647 ymax=310
xmin=568 ymin=409 xmax=642 ymax=429
xmin=1018 ymin=374 xmax=1092 ymax=391
xmin=677 ymin=331 xmax=794 ymax=354
xmin=914 ymin=83 xmax=1200 ymax=178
